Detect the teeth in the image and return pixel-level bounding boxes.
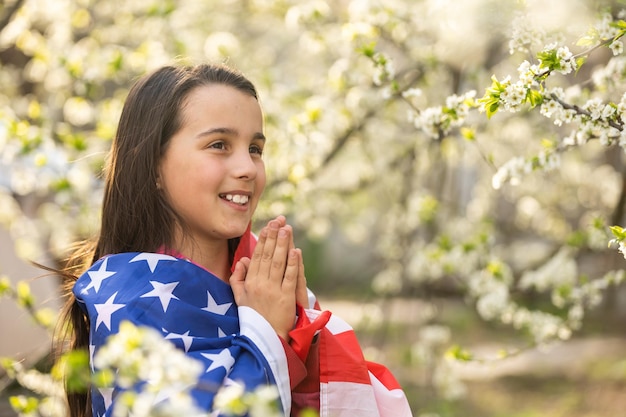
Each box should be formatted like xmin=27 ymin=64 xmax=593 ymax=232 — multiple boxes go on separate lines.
xmin=223 ymin=194 xmax=249 ymax=205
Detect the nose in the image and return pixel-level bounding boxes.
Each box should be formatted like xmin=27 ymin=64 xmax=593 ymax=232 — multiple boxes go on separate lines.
xmin=231 ymin=146 xmax=257 ymax=180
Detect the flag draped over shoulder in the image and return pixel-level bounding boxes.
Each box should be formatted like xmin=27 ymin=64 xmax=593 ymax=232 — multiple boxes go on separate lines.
xmin=73 ymin=230 xmax=413 ymax=417
xmin=73 ymin=252 xmax=291 ymax=417
xmin=291 ymin=306 xmax=414 ymax=417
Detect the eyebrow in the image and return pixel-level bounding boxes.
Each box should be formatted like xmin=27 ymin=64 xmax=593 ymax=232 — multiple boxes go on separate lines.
xmin=197 ymin=127 xmax=266 ymax=141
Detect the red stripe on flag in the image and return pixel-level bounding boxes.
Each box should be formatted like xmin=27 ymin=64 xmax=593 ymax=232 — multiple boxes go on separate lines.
xmin=319 ymin=328 xmax=371 ymax=384
xmin=366 ymin=361 xmax=402 ymax=390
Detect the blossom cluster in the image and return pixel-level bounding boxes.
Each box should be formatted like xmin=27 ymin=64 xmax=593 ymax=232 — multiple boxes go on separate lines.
xmin=2 ymin=358 xmax=67 ymax=417
xmin=92 ymin=321 xmax=281 ymax=417
xmin=92 ymin=321 xmax=205 ymax=417
xmin=508 ymin=12 xmax=547 ymax=55
xmin=408 ymin=91 xmax=477 ymax=140
xmin=491 ymin=151 xmax=560 ymax=190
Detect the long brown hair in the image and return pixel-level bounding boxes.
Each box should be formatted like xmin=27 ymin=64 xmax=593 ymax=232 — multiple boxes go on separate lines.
xmin=56 ymin=63 xmax=258 ymax=417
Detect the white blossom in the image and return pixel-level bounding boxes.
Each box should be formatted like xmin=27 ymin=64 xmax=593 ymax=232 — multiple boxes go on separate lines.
xmin=508 ymin=13 xmax=545 ymax=55
xmin=402 ymin=87 xmax=422 ymax=99
xmin=610 ymin=39 xmax=624 ymax=56
xmin=596 ymin=13 xmax=620 ymax=40
xmin=372 ymin=52 xmax=395 ymax=86
xmin=556 ymin=46 xmax=576 ymax=74
xmin=501 ymin=81 xmax=526 ymax=111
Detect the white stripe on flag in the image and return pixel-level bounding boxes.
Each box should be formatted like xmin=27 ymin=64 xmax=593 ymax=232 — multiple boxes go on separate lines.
xmin=305 ymin=308 xmax=353 ymax=335
xmin=369 ymin=371 xmax=414 ymax=417
xmin=320 ymin=381 xmax=380 ymax=417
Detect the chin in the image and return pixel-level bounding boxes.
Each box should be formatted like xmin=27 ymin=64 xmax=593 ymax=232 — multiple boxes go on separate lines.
xmin=225 ymin=224 xmax=250 ymax=240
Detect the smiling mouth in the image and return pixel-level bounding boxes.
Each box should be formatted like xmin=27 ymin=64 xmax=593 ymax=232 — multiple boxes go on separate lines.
xmin=220 ymin=194 xmax=250 ymax=205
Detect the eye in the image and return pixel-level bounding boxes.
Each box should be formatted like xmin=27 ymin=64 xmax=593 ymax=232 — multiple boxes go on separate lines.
xmin=249 ymin=144 xmax=264 ymax=156
xmin=207 ymin=141 xmax=226 ymax=150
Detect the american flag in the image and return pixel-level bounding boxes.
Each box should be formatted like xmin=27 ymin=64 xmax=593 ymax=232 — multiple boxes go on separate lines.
xmin=74 ymin=235 xmax=412 ymax=416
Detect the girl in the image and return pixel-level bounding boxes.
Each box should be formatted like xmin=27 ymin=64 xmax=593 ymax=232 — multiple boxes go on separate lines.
xmin=58 ymin=63 xmax=412 ymax=417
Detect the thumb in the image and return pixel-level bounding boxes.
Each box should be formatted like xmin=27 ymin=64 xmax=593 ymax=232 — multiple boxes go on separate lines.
xmin=295 ymin=249 xmax=309 ymax=308
xmin=229 ymin=259 xmax=248 ymax=303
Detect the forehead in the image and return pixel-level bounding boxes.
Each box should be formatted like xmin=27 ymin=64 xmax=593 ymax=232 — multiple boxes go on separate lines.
xmin=181 ymin=84 xmax=260 ymax=114
xmin=176 ymin=84 xmax=263 ymax=134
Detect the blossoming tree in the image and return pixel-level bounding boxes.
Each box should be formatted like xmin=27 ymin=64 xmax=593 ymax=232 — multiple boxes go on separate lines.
xmin=1 ymin=0 xmax=626 ymax=415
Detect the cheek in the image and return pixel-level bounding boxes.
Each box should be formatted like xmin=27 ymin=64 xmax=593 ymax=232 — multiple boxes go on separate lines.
xmin=160 ymin=158 xmax=201 ymax=206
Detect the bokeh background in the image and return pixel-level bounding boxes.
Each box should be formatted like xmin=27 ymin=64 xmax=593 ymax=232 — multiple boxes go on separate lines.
xmin=1 ymin=0 xmax=626 ymax=416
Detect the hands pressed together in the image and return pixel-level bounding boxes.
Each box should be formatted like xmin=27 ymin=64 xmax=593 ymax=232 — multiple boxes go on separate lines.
xmin=229 ymin=216 xmax=308 ymax=341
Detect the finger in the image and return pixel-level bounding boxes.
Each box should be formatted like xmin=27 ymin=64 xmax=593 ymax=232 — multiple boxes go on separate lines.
xmin=258 ymin=220 xmax=280 ymax=279
xmin=248 ymin=226 xmax=268 ymax=277
xmin=270 ymin=225 xmax=292 ymax=281
xmin=282 ymin=248 xmax=299 ymax=291
xmin=295 ymin=249 xmax=309 ymax=308
xmin=274 ymin=215 xmax=286 ymax=228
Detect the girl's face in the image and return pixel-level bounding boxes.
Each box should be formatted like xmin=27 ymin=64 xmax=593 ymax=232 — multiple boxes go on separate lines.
xmin=159 ymin=84 xmax=266 ymax=249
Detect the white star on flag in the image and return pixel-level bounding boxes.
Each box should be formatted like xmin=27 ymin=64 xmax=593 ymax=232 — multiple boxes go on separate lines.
xmin=223 ymin=377 xmax=241 ymax=387
xmin=94 ymin=292 xmax=125 ymax=331
xmin=201 ymin=349 xmax=235 ymax=373
xmin=164 ymin=329 xmax=194 ymax=352
xmin=84 ymin=257 xmax=116 ymax=293
xmin=129 ymin=253 xmax=177 ymax=273
xmin=202 ymin=290 xmax=232 ymax=315
xmin=141 ymin=281 xmax=180 ymax=312
xmin=99 ymin=387 xmax=113 ymax=410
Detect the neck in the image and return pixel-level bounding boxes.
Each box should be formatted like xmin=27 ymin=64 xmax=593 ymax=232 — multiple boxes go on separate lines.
xmin=171 ymin=234 xmax=231 ymax=282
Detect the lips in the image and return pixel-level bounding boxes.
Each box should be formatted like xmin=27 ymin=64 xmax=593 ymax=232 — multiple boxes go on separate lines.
xmin=220 ymin=193 xmax=250 ymax=205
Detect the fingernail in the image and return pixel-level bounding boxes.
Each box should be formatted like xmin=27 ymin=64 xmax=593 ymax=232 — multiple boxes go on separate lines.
xmin=278 ymin=229 xmax=287 ymax=238
xmin=270 ymin=221 xmax=279 ymax=230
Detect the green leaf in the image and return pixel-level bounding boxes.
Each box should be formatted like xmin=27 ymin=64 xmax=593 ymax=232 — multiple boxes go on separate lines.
xmin=34 ymin=307 xmax=57 ymax=329
xmin=460 ymin=127 xmax=475 ymax=141
xmin=576 ymin=35 xmax=596 ymax=47
xmin=358 ymin=42 xmax=377 ymax=58
xmin=527 ymin=90 xmax=543 ymax=108
xmin=0 ymin=276 xmax=11 ymax=296
xmin=445 ymin=345 xmax=473 ymax=361
xmin=593 ymin=217 xmax=606 ymax=229
xmin=556 ymin=284 xmax=572 ymax=300
xmin=16 ymin=281 xmax=34 ymax=309
xmin=610 ymin=225 xmax=626 ymax=241
xmin=537 ymin=49 xmax=560 ymax=70
xmin=52 ymin=350 xmax=91 ymax=393
xmin=576 ymin=27 xmax=599 ymax=46
xmin=478 ymin=75 xmax=508 ymax=118
xmin=540 ymin=138 xmax=556 ymax=149
xmin=486 ymin=101 xmax=499 ymax=118
xmin=566 ymin=230 xmax=587 ymax=248
xmin=9 ymin=396 xmax=39 ymax=413
xmin=51 ymin=177 xmax=72 ymax=192
xmin=575 ymin=56 xmax=587 ymax=75
xmin=0 ymin=357 xmax=18 ymax=377
xmin=486 ymin=260 xmax=503 ymax=279
xmin=437 ymin=234 xmax=453 ymax=251
xmin=610 ymin=20 xmax=626 ymax=31
xmin=107 ymin=50 xmax=124 ymax=75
